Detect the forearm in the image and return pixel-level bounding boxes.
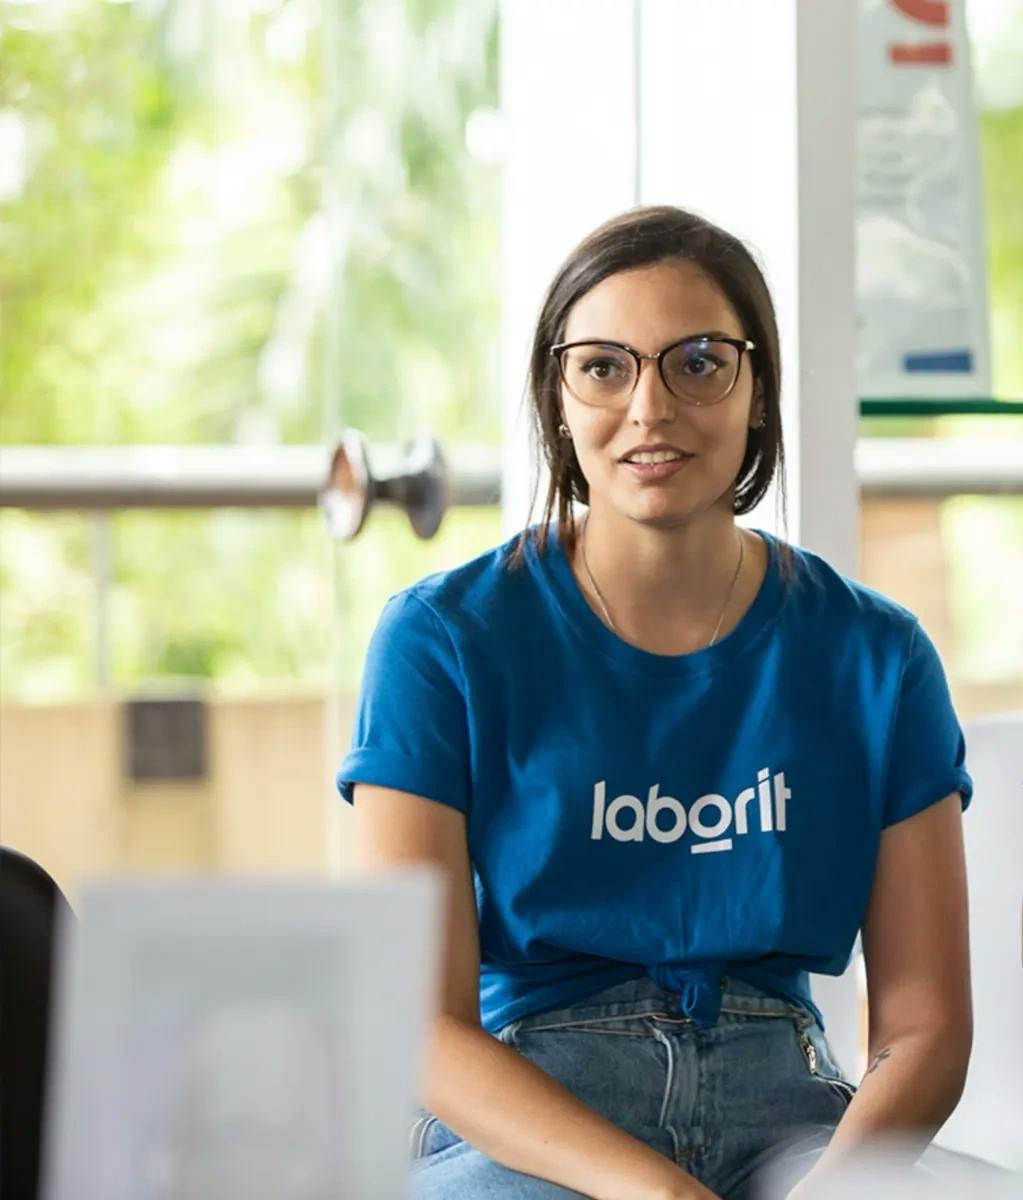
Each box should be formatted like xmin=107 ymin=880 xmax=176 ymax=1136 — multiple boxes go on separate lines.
xmin=811 ymin=1023 xmax=971 ymax=1175
xmin=422 ymin=1014 xmax=703 ymax=1200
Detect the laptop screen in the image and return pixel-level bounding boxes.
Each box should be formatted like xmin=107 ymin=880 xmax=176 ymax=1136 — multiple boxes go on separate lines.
xmin=41 ymin=868 xmax=441 ymax=1200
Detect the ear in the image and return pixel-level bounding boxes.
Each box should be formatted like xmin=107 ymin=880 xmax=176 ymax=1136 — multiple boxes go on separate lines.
xmin=749 ymin=392 xmax=765 ymax=428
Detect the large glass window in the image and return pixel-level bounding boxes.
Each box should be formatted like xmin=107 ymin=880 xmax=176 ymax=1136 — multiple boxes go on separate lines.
xmin=856 ymin=0 xmax=1023 ymax=721
xmin=1 ymin=0 xmax=501 ymax=701
xmin=4 ymin=2 xmax=1019 ymax=712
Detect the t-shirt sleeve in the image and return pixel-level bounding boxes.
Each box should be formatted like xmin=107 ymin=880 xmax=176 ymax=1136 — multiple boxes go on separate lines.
xmin=882 ymin=619 xmax=973 ymax=828
xmin=336 ymin=591 xmax=472 ymax=813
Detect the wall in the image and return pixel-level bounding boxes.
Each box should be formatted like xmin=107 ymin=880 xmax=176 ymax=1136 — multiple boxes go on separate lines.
xmin=0 ymin=695 xmax=354 ymax=900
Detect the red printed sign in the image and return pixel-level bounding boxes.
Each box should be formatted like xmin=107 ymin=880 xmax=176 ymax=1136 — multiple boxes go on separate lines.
xmin=858 ymin=0 xmax=989 ymax=397
xmin=892 ymin=0 xmax=949 ymax=27
xmin=889 ymin=0 xmax=952 ymax=67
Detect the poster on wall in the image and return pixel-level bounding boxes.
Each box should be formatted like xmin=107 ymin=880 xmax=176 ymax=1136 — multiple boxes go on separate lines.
xmin=857 ymin=0 xmax=991 ymax=399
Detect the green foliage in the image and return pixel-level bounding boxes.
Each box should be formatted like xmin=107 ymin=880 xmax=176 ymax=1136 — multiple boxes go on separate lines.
xmin=1 ymin=4 xmax=196 ymax=441
xmin=979 ymin=104 xmax=1023 ymax=399
xmin=0 ymin=504 xmax=503 ymax=698
xmin=0 ymin=512 xmax=95 ymax=699
xmin=321 ymin=0 xmax=500 ymax=446
xmin=0 ymin=1 xmax=1018 ymax=702
xmin=943 ymin=496 xmax=1023 ymax=682
xmin=1 ymin=0 xmax=500 ymax=701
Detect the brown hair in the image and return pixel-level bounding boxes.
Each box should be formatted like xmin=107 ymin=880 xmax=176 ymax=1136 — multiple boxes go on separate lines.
xmin=507 ymin=205 xmax=793 ymax=580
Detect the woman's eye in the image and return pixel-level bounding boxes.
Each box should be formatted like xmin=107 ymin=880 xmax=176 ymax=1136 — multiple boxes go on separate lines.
xmin=683 ymin=354 xmax=722 ymax=377
xmin=584 ymin=358 xmax=625 ymax=379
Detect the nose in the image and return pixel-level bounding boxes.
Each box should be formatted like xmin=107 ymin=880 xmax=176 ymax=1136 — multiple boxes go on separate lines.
xmin=625 ymin=357 xmax=677 ymax=427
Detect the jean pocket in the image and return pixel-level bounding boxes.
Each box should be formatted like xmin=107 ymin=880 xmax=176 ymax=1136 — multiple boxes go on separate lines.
xmin=796 ymin=1027 xmax=858 ymax=1110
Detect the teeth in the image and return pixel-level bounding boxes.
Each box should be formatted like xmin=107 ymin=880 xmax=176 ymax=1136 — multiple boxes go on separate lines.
xmin=625 ymin=451 xmax=685 ymax=464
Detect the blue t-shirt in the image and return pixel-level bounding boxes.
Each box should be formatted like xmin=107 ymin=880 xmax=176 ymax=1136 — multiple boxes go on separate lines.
xmin=337 ymin=526 xmax=972 ymax=1035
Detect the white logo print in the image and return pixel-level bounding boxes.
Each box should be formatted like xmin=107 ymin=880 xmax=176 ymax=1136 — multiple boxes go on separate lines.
xmin=590 ymin=768 xmax=790 ymax=854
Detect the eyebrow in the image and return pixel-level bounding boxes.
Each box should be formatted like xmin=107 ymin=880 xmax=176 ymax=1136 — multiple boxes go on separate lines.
xmin=579 ymin=330 xmax=738 ymax=349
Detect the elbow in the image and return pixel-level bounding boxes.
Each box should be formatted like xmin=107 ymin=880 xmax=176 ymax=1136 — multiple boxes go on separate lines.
xmin=938 ymin=1003 xmax=974 ymax=1090
xmin=912 ymin=1016 xmax=972 ymax=1125
xmin=871 ymin=1012 xmax=973 ymax=1118
xmin=946 ymin=1017 xmax=973 ymax=1105
xmin=923 ymin=1015 xmax=973 ymax=1118
xmin=420 ymin=1011 xmax=483 ymax=1113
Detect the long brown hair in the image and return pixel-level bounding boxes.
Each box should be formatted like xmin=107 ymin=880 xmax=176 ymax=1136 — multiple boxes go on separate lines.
xmin=507 ymin=205 xmax=793 ymax=580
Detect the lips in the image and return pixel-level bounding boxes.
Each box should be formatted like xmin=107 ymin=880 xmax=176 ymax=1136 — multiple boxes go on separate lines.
xmin=620 ymin=452 xmax=692 ymax=465
xmin=618 ymin=443 xmax=692 ymax=463
xmin=620 ymin=456 xmax=693 ymax=482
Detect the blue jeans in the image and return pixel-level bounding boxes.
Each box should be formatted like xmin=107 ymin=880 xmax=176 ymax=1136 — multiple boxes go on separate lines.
xmin=405 ymin=976 xmax=855 ymax=1199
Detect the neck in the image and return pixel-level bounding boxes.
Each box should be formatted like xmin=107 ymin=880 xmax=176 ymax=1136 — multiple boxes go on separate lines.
xmin=575 ymin=505 xmax=752 ymax=645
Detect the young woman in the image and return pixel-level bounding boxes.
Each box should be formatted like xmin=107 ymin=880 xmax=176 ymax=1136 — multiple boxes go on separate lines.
xmin=337 ymin=207 xmax=973 ymax=1200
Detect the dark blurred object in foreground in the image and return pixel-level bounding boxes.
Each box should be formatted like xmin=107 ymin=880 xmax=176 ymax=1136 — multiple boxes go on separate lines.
xmin=1 ymin=847 xmax=74 ymax=1200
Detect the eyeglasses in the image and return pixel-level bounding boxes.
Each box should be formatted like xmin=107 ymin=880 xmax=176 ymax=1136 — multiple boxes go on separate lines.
xmin=550 ymin=335 xmax=755 ymax=408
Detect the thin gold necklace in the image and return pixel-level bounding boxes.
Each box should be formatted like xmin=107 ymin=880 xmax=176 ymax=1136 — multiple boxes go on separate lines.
xmin=580 ymin=520 xmax=745 ymax=649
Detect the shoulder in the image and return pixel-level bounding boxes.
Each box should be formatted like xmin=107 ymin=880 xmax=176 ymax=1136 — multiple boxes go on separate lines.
xmin=773 ymin=535 xmax=919 ymax=652
xmin=385 ymin=527 xmax=543 ymax=638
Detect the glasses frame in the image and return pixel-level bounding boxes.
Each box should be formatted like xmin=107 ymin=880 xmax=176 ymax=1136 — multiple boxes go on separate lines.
xmin=550 ymin=335 xmax=756 ymax=408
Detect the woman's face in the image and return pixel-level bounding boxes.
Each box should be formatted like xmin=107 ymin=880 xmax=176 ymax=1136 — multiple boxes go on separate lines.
xmin=558 ymin=259 xmax=763 ymax=531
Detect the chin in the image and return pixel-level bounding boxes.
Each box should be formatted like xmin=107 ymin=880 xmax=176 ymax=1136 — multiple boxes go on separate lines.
xmin=614 ymin=480 xmax=736 ymax=531
xmin=621 ymin=502 xmax=696 ymax=531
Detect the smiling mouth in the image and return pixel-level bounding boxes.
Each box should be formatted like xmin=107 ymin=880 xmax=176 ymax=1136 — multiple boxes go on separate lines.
xmin=620 ymin=451 xmax=692 ymax=465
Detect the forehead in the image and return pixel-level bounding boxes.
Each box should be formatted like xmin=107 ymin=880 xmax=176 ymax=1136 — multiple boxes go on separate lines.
xmin=562 ymin=260 xmax=743 ymax=347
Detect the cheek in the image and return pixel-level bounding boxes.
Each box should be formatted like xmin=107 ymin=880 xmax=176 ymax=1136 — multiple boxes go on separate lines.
xmin=568 ymin=407 xmax=620 ymax=455
xmin=704 ymin=401 xmax=754 ymax=450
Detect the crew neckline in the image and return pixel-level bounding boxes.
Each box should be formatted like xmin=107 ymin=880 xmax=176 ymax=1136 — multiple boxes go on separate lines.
xmin=533 ymin=523 xmax=786 ymax=678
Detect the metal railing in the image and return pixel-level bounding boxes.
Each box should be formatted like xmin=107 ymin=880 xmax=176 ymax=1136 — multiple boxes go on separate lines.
xmin=1 ymin=436 xmax=1020 ymax=515
xmin=2 ymin=436 xmax=1018 ymax=692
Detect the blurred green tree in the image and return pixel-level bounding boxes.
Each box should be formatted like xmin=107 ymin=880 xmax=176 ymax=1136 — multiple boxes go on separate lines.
xmin=0 ymin=0 xmax=501 ymax=699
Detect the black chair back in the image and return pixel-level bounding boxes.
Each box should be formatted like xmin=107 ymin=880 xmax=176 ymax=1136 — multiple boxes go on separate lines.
xmin=0 ymin=846 xmax=74 ymax=1200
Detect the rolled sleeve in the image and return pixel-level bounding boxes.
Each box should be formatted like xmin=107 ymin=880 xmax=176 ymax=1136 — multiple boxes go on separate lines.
xmin=882 ymin=620 xmax=973 ymax=828
xmin=336 ymin=591 xmax=472 ymax=814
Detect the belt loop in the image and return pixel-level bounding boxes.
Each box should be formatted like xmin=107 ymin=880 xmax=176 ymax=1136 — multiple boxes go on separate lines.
xmin=790 ymin=1006 xmax=814 ymax=1032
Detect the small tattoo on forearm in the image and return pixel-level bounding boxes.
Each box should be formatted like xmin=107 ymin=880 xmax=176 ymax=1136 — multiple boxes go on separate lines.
xmin=865 ymin=1047 xmax=891 ymax=1077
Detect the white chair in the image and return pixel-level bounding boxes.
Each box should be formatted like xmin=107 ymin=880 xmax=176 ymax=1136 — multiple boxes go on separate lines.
xmin=932 ymin=713 xmax=1023 ymax=1171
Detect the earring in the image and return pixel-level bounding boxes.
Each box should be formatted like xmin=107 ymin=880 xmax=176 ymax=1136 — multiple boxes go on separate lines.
xmin=754 ymin=413 xmax=766 ymax=429
xmin=558 ymin=423 xmax=572 ymax=439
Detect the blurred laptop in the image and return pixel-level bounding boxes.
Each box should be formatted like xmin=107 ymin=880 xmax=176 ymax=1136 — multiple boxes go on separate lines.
xmin=41 ymin=867 xmax=442 ymax=1200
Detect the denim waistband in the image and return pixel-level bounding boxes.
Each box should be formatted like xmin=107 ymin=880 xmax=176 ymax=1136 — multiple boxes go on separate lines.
xmin=648 ymin=962 xmax=823 ymax=1030
xmin=506 ymin=970 xmax=821 ymax=1035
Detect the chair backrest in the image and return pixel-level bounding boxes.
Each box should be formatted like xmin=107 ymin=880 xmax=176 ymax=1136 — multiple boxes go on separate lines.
xmin=933 ymin=713 xmax=1023 ymax=1170
xmin=0 ymin=846 xmax=74 ymax=1200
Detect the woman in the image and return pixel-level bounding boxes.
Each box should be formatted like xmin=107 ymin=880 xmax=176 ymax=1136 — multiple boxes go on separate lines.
xmin=337 ymin=206 xmax=973 ymax=1200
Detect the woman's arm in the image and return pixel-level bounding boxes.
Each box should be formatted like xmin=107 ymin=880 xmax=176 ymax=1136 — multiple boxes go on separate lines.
xmin=353 ymin=783 xmax=717 ymax=1200
xmin=794 ymin=791 xmax=972 ymax=1193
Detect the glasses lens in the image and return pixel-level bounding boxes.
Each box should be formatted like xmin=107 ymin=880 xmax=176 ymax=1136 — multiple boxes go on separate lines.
xmin=662 ymin=339 xmax=740 ymax=404
xmin=560 ymin=343 xmax=637 ymax=405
